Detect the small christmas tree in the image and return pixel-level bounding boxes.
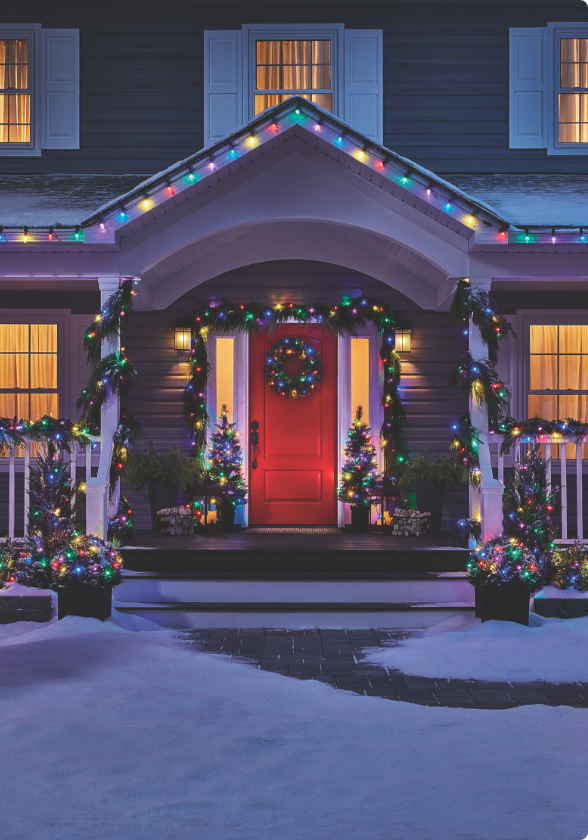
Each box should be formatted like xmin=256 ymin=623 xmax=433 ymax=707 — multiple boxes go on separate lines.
xmin=503 ymin=442 xmax=560 ymax=556
xmin=337 ymin=406 xmax=378 ymax=507
xmin=28 ymin=441 xmax=76 ymax=561
xmin=208 ymin=405 xmax=248 ymax=513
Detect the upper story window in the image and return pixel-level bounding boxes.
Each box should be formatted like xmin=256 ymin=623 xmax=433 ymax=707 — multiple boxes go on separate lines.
xmin=0 ymin=38 xmax=30 ymax=144
xmin=559 ymin=38 xmax=588 ymax=144
xmin=204 ymin=25 xmax=382 ymax=147
xmin=510 ymin=23 xmax=588 ymax=156
xmin=255 ymin=40 xmax=332 ymax=115
xmin=0 ymin=24 xmax=79 ymax=156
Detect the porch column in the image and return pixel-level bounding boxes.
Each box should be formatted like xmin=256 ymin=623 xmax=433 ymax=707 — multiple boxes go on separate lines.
xmin=469 ymin=278 xmax=504 ymax=541
xmin=85 ymin=276 xmax=122 ymax=539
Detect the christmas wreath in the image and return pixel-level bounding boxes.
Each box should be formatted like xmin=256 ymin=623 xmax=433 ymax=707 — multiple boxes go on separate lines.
xmin=265 ymin=337 xmax=322 ymax=399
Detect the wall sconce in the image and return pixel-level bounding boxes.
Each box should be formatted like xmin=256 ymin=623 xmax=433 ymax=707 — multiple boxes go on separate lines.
xmin=174 ymin=327 xmax=192 ymax=359
xmin=395 ymin=329 xmax=412 ymax=353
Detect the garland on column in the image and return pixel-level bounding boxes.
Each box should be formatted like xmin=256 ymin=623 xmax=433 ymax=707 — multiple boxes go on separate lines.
xmin=83 ymin=279 xmax=136 ymax=365
xmin=448 ymin=352 xmax=511 ymax=429
xmin=450 ymin=278 xmax=514 ymax=363
xmin=449 ymin=413 xmax=481 ymax=486
xmin=173 ymin=296 xmax=409 ymax=471
xmin=76 ymin=353 xmax=140 ymax=427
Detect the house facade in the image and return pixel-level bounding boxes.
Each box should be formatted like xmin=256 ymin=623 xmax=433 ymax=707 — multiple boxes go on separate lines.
xmin=1 ymin=0 xmax=588 ymax=537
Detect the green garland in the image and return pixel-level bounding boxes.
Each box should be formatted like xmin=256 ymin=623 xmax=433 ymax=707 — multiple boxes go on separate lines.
xmin=450 ymin=278 xmax=515 ymax=363
xmin=173 ymin=296 xmax=409 ymax=471
xmin=109 ymin=407 xmax=144 ymax=496
xmin=0 ymin=415 xmax=95 ymax=455
xmin=265 ymin=337 xmax=323 ymax=399
xmin=498 ymin=416 xmax=588 ymax=454
xmin=449 ymin=413 xmax=481 ymax=486
xmin=448 ymin=352 xmax=511 ymax=429
xmin=76 ymin=353 xmax=140 ymax=427
xmin=83 ymin=279 xmax=136 ymax=365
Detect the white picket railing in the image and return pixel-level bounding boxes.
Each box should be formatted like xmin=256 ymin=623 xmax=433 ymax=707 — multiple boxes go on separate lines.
xmin=3 ymin=437 xmax=101 ymax=539
xmin=488 ymin=432 xmax=587 ymax=543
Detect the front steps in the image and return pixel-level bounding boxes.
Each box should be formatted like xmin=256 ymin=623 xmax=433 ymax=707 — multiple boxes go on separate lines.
xmin=114 ymin=571 xmax=475 ymax=629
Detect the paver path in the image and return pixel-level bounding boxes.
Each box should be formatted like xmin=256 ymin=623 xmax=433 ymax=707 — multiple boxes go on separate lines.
xmin=181 ymin=628 xmax=588 ymax=709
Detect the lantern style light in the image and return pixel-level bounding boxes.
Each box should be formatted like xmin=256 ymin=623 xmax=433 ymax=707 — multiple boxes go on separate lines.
xmin=174 ymin=327 xmax=192 ymax=357
xmin=395 ymin=329 xmax=412 ymax=353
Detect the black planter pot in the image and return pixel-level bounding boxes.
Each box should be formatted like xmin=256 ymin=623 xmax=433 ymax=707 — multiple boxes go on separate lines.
xmin=221 ymin=506 xmax=236 ymax=532
xmin=478 ymin=586 xmax=530 ymax=626
xmin=58 ymin=586 xmax=112 ymax=621
xmin=474 ymin=585 xmax=483 ymax=618
xmin=414 ymin=479 xmax=446 ymax=535
xmin=148 ymin=480 xmax=179 ymax=532
xmin=351 ymin=506 xmax=370 ymax=532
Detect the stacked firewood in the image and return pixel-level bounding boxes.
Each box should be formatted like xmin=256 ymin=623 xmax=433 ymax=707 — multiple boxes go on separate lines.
xmin=391 ymin=509 xmax=431 ymax=537
xmin=157 ymin=505 xmax=194 ymax=535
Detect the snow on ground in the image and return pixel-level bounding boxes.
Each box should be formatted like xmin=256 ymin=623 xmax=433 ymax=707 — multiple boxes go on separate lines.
xmin=1 ymin=614 xmax=587 ymax=839
xmin=366 ymin=613 xmax=588 ymax=683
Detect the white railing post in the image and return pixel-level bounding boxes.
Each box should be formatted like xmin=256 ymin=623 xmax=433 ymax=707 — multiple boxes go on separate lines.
xmin=85 ymin=276 xmax=122 ymax=539
xmin=468 ymin=282 xmax=505 ymax=541
xmin=561 ymin=441 xmax=568 ymax=541
xmin=577 ymin=442 xmax=583 ymax=541
xmin=8 ymin=442 xmax=15 ymax=538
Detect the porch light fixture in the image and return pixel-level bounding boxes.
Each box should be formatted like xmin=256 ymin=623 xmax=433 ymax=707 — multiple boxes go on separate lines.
xmin=174 ymin=327 xmax=192 ymax=358
xmin=395 ymin=329 xmax=412 ymax=353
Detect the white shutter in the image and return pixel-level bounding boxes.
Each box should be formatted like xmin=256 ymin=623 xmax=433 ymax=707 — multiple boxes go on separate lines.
xmin=204 ymin=30 xmax=242 ymax=146
xmin=509 ymin=28 xmax=546 ymax=149
xmin=41 ymin=29 xmax=79 ymax=150
xmin=344 ymin=30 xmax=383 ymax=143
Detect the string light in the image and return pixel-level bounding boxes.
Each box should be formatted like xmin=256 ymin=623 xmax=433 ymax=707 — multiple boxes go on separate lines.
xmin=23 ymin=226 xmax=28 ymax=243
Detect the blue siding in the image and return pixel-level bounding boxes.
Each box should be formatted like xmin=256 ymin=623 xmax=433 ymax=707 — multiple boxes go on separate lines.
xmin=0 ymin=2 xmax=586 ymax=175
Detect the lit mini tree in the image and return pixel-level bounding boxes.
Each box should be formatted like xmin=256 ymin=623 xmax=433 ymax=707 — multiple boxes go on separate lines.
xmin=503 ymin=442 xmax=560 ymax=557
xmin=337 ymin=406 xmax=378 ymax=507
xmin=208 ymin=405 xmax=248 ymax=516
xmin=28 ymin=440 xmax=76 ymax=561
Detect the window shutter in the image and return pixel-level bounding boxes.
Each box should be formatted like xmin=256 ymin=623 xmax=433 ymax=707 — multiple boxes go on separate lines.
xmin=344 ymin=30 xmax=383 ymax=144
xmin=204 ymin=31 xmax=242 ymax=147
xmin=509 ymin=28 xmax=546 ymax=149
xmin=41 ymin=29 xmax=79 ymax=150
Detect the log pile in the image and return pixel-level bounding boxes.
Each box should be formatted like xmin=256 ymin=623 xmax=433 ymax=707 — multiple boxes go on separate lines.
xmin=157 ymin=505 xmax=194 ymax=535
xmin=391 ymin=509 xmax=431 ymax=537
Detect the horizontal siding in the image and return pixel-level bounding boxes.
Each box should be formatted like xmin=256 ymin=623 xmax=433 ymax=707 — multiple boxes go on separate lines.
xmin=122 ymin=261 xmax=469 ymax=528
xmin=0 ymin=3 xmax=586 ymax=175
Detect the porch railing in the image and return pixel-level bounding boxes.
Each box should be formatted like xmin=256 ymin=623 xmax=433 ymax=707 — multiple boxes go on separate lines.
xmin=488 ymin=432 xmax=587 ymax=543
xmin=4 ymin=436 xmax=101 ymax=539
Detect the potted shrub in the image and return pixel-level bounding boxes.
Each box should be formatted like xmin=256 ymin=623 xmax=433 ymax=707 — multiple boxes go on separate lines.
xmin=125 ymin=442 xmax=203 ymax=531
xmin=207 ymin=406 xmax=248 ymax=532
xmin=467 ymin=536 xmax=547 ymax=625
xmin=55 ymin=534 xmax=123 ymax=621
xmin=408 ymin=451 xmax=467 ymax=535
xmin=337 ymin=406 xmax=378 ymax=532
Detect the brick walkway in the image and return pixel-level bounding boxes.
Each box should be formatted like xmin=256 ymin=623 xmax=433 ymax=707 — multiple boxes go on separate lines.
xmin=181 ymin=628 xmax=588 ymax=709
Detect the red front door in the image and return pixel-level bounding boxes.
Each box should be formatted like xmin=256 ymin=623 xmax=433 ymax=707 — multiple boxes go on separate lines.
xmin=249 ymin=324 xmax=337 ymax=525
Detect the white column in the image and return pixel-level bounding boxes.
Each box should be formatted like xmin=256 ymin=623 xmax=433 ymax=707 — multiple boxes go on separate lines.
xmin=469 ymin=278 xmax=504 ymax=541
xmin=85 ymin=276 xmax=122 ymax=539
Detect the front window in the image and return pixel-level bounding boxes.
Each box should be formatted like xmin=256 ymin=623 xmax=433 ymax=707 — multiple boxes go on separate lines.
xmin=255 ymin=39 xmax=332 ymax=116
xmin=0 ymin=324 xmax=58 ymax=423
xmin=528 ymin=324 xmax=588 ymax=422
xmin=0 ymin=39 xmax=30 ymax=144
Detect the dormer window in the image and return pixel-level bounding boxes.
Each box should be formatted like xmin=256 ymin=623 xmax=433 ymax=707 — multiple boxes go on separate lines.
xmin=255 ymin=39 xmax=332 ymax=115
xmin=0 ymin=38 xmax=30 ymax=144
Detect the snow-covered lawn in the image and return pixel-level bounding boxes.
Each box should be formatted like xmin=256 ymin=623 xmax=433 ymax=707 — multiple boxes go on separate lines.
xmin=366 ymin=612 xmax=588 ymax=683
xmin=1 ymin=612 xmax=587 ymax=840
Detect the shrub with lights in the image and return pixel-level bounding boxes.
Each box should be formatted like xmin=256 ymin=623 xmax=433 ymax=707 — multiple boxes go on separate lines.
xmin=53 ymin=534 xmax=123 ymax=588
xmin=502 ymin=442 xmax=560 ymax=556
xmin=337 ymin=406 xmax=378 ymax=507
xmin=0 ymin=536 xmax=53 ymax=589
xmin=108 ymin=495 xmax=136 ymax=546
xmin=467 ymin=536 xmax=546 ymax=593
xmin=208 ymin=405 xmax=248 ymax=514
xmin=28 ymin=440 xmax=77 ymax=562
xmin=548 ymin=542 xmax=588 ymax=592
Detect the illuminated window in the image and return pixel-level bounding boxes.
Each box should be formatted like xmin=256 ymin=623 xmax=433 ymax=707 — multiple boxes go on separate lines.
xmin=350 ymin=338 xmax=370 ymax=425
xmin=559 ymin=38 xmax=588 ymax=143
xmin=0 ymin=324 xmax=58 ymax=422
xmin=0 ymin=39 xmax=30 ymax=144
xmin=255 ymin=40 xmax=332 ymax=116
xmin=215 ymin=337 xmax=234 ymax=419
xmin=529 ymin=325 xmax=588 ymax=424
